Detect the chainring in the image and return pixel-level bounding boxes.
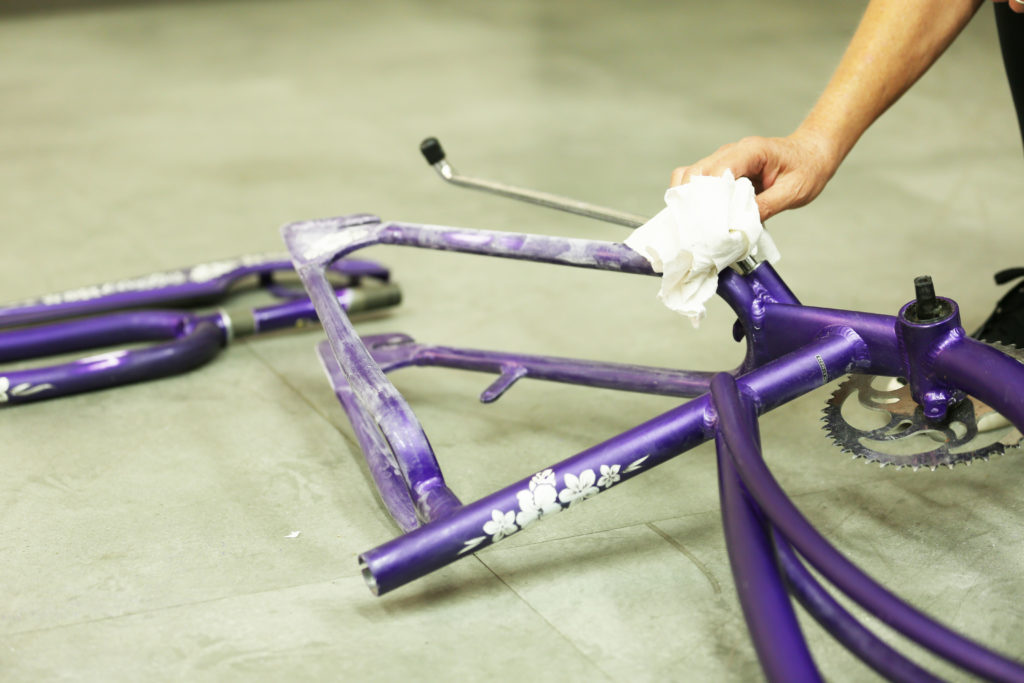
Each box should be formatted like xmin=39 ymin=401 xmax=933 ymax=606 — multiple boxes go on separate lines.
xmin=822 ymin=343 xmax=1024 ymax=470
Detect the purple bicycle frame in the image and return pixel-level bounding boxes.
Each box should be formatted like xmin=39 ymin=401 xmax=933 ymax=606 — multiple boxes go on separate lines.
xmin=0 ymin=254 xmax=398 ymax=406
xmin=0 ymin=252 xmax=389 ymax=329
xmin=284 ymin=213 xmax=1024 ymax=682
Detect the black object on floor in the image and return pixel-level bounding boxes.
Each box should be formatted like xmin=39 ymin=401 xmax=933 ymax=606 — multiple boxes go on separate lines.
xmin=973 ymin=267 xmax=1024 ymax=346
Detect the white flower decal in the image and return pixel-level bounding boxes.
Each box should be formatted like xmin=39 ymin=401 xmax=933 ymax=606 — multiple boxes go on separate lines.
xmin=624 ymin=455 xmax=649 ymax=473
xmin=482 ymin=509 xmax=518 ymax=542
xmin=558 ymin=469 xmax=599 ymax=507
xmin=597 ymin=464 xmax=621 ymax=489
xmin=0 ymin=377 xmax=53 ymax=404
xmin=459 ymin=536 xmax=487 ymax=555
xmin=530 ymin=468 xmax=557 ymax=489
xmin=464 ymin=458 xmax=653 ymax=559
xmin=515 ymin=478 xmax=560 ymax=528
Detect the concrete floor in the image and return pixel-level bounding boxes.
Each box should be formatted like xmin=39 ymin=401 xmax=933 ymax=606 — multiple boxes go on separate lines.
xmin=2 ymin=1 xmax=1023 ymax=680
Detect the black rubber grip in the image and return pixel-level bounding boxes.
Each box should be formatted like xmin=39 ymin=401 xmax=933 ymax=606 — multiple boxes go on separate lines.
xmin=994 ymin=267 xmax=1024 ymax=285
xmin=347 ymin=283 xmax=402 ymax=314
xmin=420 ymin=137 xmax=446 ymax=165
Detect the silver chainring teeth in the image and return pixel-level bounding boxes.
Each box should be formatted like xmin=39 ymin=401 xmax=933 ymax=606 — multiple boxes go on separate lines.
xmin=822 ymin=343 xmax=1024 ymax=471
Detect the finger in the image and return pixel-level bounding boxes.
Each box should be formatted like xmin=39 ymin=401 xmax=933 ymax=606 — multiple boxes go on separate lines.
xmin=714 ymin=146 xmax=770 ymax=183
xmin=753 ymin=195 xmax=774 ymax=224
xmin=680 ymin=157 xmax=737 ymax=184
xmin=670 ymin=163 xmax=711 ymax=187
xmin=682 ymin=165 xmax=707 ymax=184
xmin=672 ymin=137 xmax=774 ymax=191
xmin=998 ymin=0 xmax=1024 ymax=13
xmin=753 ymin=183 xmax=792 ymax=223
xmin=670 ymin=166 xmax=687 ymax=187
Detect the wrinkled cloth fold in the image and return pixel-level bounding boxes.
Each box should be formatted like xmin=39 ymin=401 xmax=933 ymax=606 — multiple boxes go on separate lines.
xmin=624 ymin=171 xmax=780 ymax=326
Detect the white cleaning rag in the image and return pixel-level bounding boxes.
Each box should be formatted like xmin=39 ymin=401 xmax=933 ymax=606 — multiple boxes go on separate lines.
xmin=624 ymin=170 xmax=780 ymax=326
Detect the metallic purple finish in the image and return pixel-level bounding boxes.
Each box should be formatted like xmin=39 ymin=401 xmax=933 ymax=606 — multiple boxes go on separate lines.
xmin=378 ymin=221 xmax=653 ymax=273
xmin=283 ymin=212 xmax=1024 ymax=678
xmin=718 ymin=373 xmax=1024 ymax=681
xmin=0 ymin=319 xmax=224 ymax=405
xmin=773 ymin=535 xmax=942 ymax=682
xmin=358 ymin=396 xmax=711 ymax=595
xmin=740 ymin=262 xmax=801 ymax=306
xmin=283 ymin=215 xmax=654 ymax=275
xmin=283 ymin=215 xmax=659 ymax=528
xmin=0 ymin=276 xmax=396 ymax=405
xmin=933 ymin=336 xmax=1024 ymax=429
xmin=0 ymin=254 xmax=387 ymax=329
xmin=294 ymin=246 xmax=461 ymax=526
xmin=360 ymin=333 xmax=718 ymax=400
xmin=759 ymin=303 xmax=900 ymax=374
xmin=318 ymin=341 xmax=422 ymax=533
xmin=738 ymin=332 xmax=867 ymax=412
xmin=713 ymin=375 xmax=821 ymax=683
xmin=896 ymin=297 xmax=966 ymax=420
xmin=354 ymin=333 xmax=863 ymax=595
xmin=0 ymin=310 xmax=192 ymax=362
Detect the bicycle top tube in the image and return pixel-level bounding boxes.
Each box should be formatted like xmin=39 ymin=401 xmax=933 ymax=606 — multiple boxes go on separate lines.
xmin=0 ymin=253 xmax=390 ymax=329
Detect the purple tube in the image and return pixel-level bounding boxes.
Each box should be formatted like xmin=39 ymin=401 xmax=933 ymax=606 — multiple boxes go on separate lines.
xmin=357 ymin=332 xmax=864 ymax=595
xmin=0 ymin=321 xmax=223 ymax=405
xmin=772 ymin=536 xmax=942 ymax=683
xmin=743 ymin=262 xmax=801 ymax=306
xmin=713 ymin=376 xmax=821 ymax=683
xmin=760 ymin=304 xmax=902 ymax=376
xmin=359 ymin=396 xmax=710 ymax=595
xmin=714 ymin=371 xmax=1024 ymax=682
xmin=0 ymin=285 xmax=395 ymax=407
xmin=738 ymin=331 xmax=868 ymax=412
xmin=0 ymin=254 xmax=389 ymax=328
xmin=284 ymin=216 xmax=655 ymax=275
xmin=297 ymin=253 xmax=462 ymax=526
xmin=932 ymin=335 xmax=1024 ymax=428
xmin=0 ymin=310 xmax=194 ymax=362
xmin=319 ymin=332 xmax=717 ymax=529
xmin=378 ymin=221 xmax=654 ymax=273
xmin=361 ymin=334 xmax=718 ymax=400
xmin=317 ymin=340 xmax=422 ymax=533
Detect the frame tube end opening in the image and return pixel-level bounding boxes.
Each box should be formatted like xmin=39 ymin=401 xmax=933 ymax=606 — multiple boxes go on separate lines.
xmin=359 ymin=556 xmax=381 ymax=597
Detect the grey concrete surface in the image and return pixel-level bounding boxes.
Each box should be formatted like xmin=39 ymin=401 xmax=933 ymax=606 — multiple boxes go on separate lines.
xmin=1 ymin=1 xmax=1022 ymax=680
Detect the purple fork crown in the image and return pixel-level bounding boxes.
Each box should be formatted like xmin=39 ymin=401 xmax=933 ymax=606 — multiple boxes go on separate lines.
xmin=285 ymin=213 xmax=1024 ymax=682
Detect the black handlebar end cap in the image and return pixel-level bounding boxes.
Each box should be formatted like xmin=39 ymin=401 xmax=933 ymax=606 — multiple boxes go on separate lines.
xmin=420 ymin=137 xmax=446 ymax=165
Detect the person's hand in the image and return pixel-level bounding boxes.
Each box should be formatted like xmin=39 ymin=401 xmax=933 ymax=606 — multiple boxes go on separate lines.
xmin=993 ymin=0 xmax=1024 ymax=15
xmin=670 ymin=131 xmax=842 ymax=222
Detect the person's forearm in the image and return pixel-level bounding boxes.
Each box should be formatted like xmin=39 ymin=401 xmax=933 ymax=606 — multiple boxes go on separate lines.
xmin=798 ymin=0 xmax=985 ymax=168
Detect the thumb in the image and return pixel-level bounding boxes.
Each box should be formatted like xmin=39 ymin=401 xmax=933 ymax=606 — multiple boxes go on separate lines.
xmin=754 ymin=186 xmax=787 ymax=223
